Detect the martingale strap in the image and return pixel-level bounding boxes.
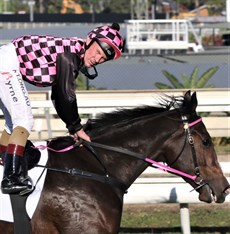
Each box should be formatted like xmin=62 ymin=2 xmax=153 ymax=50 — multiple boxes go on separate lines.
xmin=36 ymin=164 xmax=128 ymax=192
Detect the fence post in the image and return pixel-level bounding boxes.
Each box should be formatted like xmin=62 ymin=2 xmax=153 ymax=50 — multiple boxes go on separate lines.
xmin=44 ymin=107 xmax=52 ymax=139
xmin=180 ymin=203 xmax=191 ymax=234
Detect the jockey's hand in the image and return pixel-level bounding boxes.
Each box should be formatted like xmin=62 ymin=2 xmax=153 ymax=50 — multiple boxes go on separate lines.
xmin=71 ymin=128 xmax=91 ymax=143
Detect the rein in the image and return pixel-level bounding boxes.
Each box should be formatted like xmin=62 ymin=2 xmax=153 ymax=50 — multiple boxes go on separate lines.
xmin=35 ymin=117 xmax=205 ymax=191
xmin=85 ymin=141 xmax=197 ymax=181
xmin=36 ymin=164 xmax=127 ymax=192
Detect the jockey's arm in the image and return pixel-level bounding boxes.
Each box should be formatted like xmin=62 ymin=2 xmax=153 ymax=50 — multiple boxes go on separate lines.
xmin=51 ymin=53 xmax=82 ymax=134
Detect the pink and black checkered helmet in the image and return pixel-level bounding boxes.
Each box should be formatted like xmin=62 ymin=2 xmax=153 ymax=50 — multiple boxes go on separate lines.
xmin=87 ymin=23 xmax=123 ymax=60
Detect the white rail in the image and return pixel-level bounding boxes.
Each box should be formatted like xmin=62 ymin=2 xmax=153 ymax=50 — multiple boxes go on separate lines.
xmin=0 ymin=89 xmax=229 ymax=140
xmin=125 ymin=19 xmax=204 ymax=54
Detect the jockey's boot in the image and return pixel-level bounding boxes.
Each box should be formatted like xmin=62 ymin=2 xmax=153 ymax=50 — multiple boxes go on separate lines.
xmin=1 ymin=144 xmax=32 ymax=194
xmin=19 ymin=148 xmax=34 ymax=195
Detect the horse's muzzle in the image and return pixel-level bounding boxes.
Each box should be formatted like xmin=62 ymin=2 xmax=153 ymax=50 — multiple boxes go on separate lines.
xmin=198 ymin=183 xmax=230 ymax=204
xmin=215 ymin=186 xmax=230 ymax=203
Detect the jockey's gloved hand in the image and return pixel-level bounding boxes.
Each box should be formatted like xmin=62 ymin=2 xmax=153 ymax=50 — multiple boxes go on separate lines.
xmin=70 ymin=128 xmax=91 ymax=143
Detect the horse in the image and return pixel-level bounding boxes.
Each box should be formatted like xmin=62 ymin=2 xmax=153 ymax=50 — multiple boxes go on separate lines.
xmin=0 ymin=90 xmax=229 ymax=234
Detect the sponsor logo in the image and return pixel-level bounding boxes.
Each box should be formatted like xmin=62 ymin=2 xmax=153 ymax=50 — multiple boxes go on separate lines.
xmin=5 ymin=80 xmax=18 ymax=102
xmin=4 ymin=70 xmax=31 ymax=106
xmin=13 ymin=70 xmax=30 ymax=106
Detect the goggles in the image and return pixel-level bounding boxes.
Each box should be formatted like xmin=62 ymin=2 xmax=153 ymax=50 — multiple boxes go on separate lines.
xmin=95 ymin=40 xmax=115 ymax=61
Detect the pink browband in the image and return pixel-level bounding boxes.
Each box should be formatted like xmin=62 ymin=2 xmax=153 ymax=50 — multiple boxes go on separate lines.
xmin=188 ymin=118 xmax=202 ymax=127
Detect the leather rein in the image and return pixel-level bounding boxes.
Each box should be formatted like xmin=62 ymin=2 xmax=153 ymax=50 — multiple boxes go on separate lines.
xmin=35 ymin=116 xmax=206 ymax=193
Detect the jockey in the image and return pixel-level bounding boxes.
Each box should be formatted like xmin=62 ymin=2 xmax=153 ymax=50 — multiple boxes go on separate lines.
xmin=0 ymin=23 xmax=123 ymax=194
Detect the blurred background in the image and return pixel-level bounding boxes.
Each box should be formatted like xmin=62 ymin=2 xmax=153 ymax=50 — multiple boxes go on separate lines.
xmin=0 ymin=0 xmax=229 ymax=91
xmin=0 ymin=2 xmax=229 ymax=233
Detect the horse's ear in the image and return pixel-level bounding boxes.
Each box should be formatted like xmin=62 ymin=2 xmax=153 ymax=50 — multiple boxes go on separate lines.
xmin=183 ymin=90 xmax=197 ymax=113
xmin=190 ymin=91 xmax=198 ymax=112
xmin=183 ymin=90 xmax=192 ymax=106
xmin=184 ymin=90 xmax=191 ymax=100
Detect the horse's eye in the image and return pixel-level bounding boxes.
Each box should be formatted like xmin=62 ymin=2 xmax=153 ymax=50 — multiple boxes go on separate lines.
xmin=202 ymin=139 xmax=211 ymax=147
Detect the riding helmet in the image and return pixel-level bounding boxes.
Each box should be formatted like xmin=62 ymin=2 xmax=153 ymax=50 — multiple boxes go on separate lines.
xmin=87 ymin=23 xmax=124 ymax=60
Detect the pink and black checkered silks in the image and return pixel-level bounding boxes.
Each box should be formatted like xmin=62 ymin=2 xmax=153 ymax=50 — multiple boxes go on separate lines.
xmin=12 ymin=35 xmax=85 ymax=86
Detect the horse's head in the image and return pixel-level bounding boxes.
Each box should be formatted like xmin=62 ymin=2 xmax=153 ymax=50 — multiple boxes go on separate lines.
xmin=160 ymin=90 xmax=230 ymax=203
xmin=86 ymin=90 xmax=229 ymax=204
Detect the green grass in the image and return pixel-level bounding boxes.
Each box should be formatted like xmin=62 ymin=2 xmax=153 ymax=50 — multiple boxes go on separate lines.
xmin=120 ymin=203 xmax=230 ymax=234
xmin=119 ymin=144 xmax=230 ymax=234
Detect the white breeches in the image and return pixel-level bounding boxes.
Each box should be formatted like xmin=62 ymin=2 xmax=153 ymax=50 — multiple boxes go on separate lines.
xmin=0 ymin=43 xmax=34 ymax=134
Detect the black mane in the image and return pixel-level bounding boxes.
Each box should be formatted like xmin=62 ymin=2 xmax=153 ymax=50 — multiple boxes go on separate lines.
xmin=86 ymin=94 xmax=185 ymax=132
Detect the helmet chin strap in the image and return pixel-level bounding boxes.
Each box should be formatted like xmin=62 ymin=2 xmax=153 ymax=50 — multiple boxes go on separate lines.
xmin=83 ymin=37 xmax=114 ymax=79
xmin=80 ymin=66 xmax=98 ymax=80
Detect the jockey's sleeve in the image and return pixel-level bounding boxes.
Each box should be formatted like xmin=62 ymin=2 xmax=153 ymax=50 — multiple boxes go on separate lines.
xmin=51 ymin=52 xmax=82 ymax=134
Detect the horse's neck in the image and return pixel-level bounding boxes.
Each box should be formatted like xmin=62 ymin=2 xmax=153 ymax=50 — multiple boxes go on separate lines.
xmin=96 ymin=118 xmax=177 ymax=186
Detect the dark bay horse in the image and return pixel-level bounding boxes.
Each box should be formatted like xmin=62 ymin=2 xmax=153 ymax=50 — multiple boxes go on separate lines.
xmin=1 ymin=90 xmax=229 ymax=234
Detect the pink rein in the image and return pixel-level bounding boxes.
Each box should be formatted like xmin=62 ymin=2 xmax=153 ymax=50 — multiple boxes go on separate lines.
xmin=144 ymin=158 xmax=197 ymax=181
xmin=35 ymin=144 xmax=76 ymax=153
xmin=35 ymin=118 xmax=203 ymax=182
xmin=145 ymin=118 xmax=202 ymax=181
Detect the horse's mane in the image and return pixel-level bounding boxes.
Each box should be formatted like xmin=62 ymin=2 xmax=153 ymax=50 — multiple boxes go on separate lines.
xmin=86 ymin=94 xmax=185 ymax=132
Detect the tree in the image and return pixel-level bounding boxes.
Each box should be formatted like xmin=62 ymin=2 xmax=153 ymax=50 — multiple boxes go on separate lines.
xmin=155 ymin=66 xmax=218 ymax=89
xmin=76 ymin=72 xmax=95 ymax=90
xmin=169 ymin=0 xmax=225 ymax=11
xmin=46 ymin=0 xmax=63 ymax=13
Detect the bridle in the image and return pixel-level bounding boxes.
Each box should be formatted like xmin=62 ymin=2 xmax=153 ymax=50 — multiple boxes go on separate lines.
xmin=181 ymin=116 xmax=207 ymax=191
xmin=35 ymin=116 xmax=207 ymax=193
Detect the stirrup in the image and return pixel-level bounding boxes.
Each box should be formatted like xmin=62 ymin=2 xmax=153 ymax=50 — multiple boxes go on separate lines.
xmin=19 ymin=176 xmax=34 ymax=196
xmin=1 ymin=177 xmax=30 ymax=195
